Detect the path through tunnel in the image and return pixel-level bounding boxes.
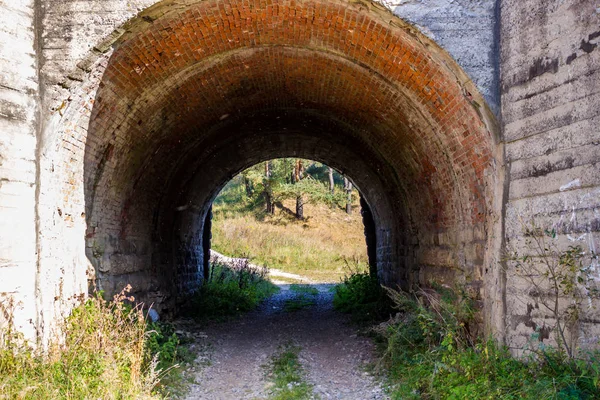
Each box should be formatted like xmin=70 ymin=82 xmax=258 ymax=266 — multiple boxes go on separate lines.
xmin=82 ymin=0 xmax=499 ymax=316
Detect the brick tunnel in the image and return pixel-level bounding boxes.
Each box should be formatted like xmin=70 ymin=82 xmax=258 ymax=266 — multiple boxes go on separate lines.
xmin=79 ymin=0 xmax=501 ymax=315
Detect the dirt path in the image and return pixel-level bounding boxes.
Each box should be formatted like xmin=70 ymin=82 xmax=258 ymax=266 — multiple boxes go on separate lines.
xmin=180 ymin=284 xmax=388 ymax=400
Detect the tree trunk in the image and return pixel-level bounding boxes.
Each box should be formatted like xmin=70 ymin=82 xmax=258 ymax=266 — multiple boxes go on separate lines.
xmin=293 ymin=159 xmax=304 ymax=219
xmin=265 ymin=161 xmax=274 ymax=214
xmin=344 ymin=176 xmax=353 ymax=214
xmin=294 ymin=159 xmax=303 ymax=182
xmin=295 ymin=195 xmax=304 ymax=219
xmin=328 ymin=167 xmax=335 ymax=194
xmin=243 ymin=175 xmax=253 ymax=197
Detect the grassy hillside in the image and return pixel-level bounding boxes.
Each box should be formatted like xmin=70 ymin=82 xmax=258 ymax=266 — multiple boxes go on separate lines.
xmin=211 ymin=173 xmax=368 ymax=282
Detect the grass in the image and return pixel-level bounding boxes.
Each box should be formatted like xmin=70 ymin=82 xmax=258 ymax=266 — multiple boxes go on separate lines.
xmin=289 ymin=284 xmax=319 ymax=296
xmin=283 ymin=284 xmax=319 ymax=312
xmin=283 ymin=296 xmax=316 ymax=312
xmin=265 ymin=343 xmax=317 ymax=400
xmin=0 ymin=286 xmax=189 ymax=399
xmin=212 ymin=178 xmax=368 ymax=282
xmin=181 ymin=261 xmax=279 ymax=323
xmin=269 ymin=275 xmax=307 ymax=284
xmin=334 ymin=272 xmax=600 ymax=399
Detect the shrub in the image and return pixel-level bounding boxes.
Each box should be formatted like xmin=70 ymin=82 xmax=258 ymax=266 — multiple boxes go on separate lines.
xmin=182 ymin=260 xmax=279 ymax=322
xmin=377 ymin=286 xmax=600 ymax=399
xmin=0 ymin=287 xmax=177 ymax=399
xmin=333 ymin=271 xmax=395 ymax=324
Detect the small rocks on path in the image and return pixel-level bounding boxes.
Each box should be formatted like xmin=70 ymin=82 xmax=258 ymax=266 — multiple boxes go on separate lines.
xmin=179 ymin=283 xmax=389 ymax=400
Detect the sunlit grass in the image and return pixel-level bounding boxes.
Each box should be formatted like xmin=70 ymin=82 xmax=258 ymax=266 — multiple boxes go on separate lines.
xmin=0 ymin=288 xmax=188 ymax=399
xmin=212 ymin=197 xmax=368 ymax=282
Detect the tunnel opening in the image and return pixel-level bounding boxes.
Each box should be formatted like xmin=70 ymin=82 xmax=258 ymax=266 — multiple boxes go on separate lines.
xmin=75 ymin=0 xmax=499 ymax=321
xmin=206 ymin=158 xmax=374 ymax=285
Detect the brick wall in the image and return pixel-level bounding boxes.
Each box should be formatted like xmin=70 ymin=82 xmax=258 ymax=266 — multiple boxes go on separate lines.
xmin=77 ymin=0 xmax=498 ymax=315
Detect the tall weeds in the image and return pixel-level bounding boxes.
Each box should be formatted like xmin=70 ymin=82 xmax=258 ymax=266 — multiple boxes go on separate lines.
xmin=0 ymin=286 xmax=182 ymax=399
xmin=333 ymin=270 xmax=394 ymax=324
xmin=181 ymin=259 xmax=279 ymax=323
xmin=378 ymin=286 xmax=600 ymax=399
xmin=334 ymin=272 xmax=600 ymax=398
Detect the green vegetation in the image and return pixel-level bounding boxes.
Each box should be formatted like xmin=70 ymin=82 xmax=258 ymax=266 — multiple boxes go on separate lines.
xmin=381 ymin=287 xmax=600 ymax=399
xmin=283 ymin=297 xmax=316 ymax=312
xmin=290 ymin=284 xmax=319 ymax=296
xmin=505 ymin=226 xmax=600 ymax=359
xmin=334 ymin=272 xmax=600 ymax=399
xmin=212 ymin=159 xmax=368 ymax=282
xmin=145 ymin=321 xmax=195 ymax=397
xmin=333 ymin=271 xmax=395 ymax=324
xmin=0 ymin=287 xmax=188 ymax=399
xmin=283 ymin=285 xmax=319 ymax=312
xmin=265 ymin=343 xmax=317 ymax=400
xmin=181 ymin=260 xmax=279 ymax=323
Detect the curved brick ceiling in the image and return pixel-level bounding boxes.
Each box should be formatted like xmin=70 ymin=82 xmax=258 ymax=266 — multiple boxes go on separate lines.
xmin=84 ymin=0 xmax=497 ymax=298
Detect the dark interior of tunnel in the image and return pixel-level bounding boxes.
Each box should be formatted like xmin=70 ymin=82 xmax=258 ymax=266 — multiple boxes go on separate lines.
xmin=84 ymin=109 xmax=413 ymax=313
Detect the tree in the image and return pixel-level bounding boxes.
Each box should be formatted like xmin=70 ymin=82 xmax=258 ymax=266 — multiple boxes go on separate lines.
xmin=219 ymin=158 xmax=355 ymax=218
xmin=294 ymin=159 xmax=304 ymax=219
xmin=328 ymin=167 xmax=335 ymax=194
xmin=343 ymin=176 xmax=353 ymax=214
xmin=264 ymin=161 xmax=274 ymax=214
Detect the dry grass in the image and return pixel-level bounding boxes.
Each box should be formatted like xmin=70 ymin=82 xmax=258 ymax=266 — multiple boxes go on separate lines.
xmin=212 ymin=199 xmax=368 ymax=282
xmin=0 ymin=288 xmax=167 ymax=399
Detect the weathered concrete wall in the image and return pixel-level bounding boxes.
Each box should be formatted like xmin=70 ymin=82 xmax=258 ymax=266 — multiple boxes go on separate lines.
xmin=32 ymin=0 xmax=163 ymax=342
xmin=393 ymin=0 xmax=499 ymax=114
xmin=0 ymin=0 xmax=39 ymax=340
xmin=500 ymin=0 xmax=600 ymax=351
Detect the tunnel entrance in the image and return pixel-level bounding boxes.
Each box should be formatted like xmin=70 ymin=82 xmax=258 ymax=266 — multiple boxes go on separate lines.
xmin=79 ymin=0 xmax=499 ymax=316
xmin=208 ymin=158 xmax=373 ymax=284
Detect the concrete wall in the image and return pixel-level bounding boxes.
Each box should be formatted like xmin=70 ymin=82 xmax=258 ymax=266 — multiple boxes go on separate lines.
xmin=393 ymin=0 xmax=499 ymax=114
xmin=500 ymin=0 xmax=600 ymax=350
xmin=0 ymin=0 xmax=39 ymax=340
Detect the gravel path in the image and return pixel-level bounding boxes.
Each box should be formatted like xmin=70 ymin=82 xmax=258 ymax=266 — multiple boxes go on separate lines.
xmin=180 ymin=283 xmax=388 ymax=400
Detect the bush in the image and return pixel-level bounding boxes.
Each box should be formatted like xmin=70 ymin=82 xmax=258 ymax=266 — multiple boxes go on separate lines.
xmin=0 ymin=287 xmax=179 ymax=399
xmin=182 ymin=260 xmax=279 ymax=322
xmin=333 ymin=271 xmax=395 ymax=324
xmin=145 ymin=320 xmax=196 ymax=397
xmin=377 ymin=286 xmax=600 ymax=399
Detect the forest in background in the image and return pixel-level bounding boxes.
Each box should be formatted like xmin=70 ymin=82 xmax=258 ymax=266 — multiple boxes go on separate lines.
xmin=211 ymin=159 xmax=369 ymax=282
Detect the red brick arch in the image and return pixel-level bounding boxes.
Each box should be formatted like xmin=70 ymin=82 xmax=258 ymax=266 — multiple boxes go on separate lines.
xmin=81 ymin=0 xmax=499 ymax=309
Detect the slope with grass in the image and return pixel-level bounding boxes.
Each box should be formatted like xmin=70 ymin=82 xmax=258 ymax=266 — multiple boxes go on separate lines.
xmin=212 ymin=175 xmax=369 ymax=282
